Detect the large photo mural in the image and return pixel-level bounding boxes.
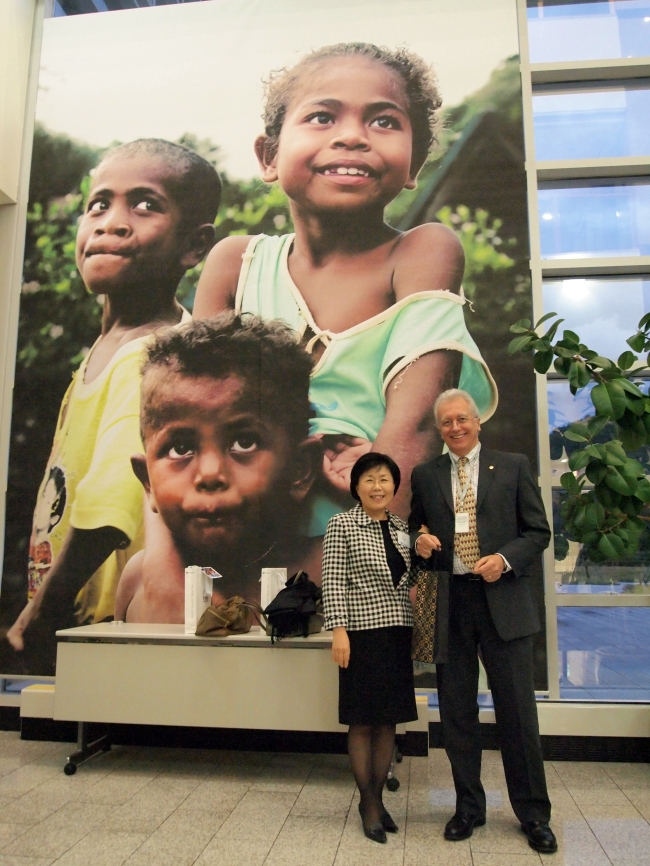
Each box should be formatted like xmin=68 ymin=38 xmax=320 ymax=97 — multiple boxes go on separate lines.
xmin=0 ymin=0 xmax=537 ymax=675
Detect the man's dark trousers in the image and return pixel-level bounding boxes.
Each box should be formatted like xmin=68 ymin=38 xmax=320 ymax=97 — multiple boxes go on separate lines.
xmin=437 ymin=574 xmax=551 ymax=824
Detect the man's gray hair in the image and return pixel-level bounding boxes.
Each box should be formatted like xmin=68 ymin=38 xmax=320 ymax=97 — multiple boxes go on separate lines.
xmin=433 ymin=389 xmax=480 ymax=426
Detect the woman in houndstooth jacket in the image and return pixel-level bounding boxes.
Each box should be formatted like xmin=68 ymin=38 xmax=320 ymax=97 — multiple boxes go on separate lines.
xmin=322 ymin=452 xmax=417 ymax=844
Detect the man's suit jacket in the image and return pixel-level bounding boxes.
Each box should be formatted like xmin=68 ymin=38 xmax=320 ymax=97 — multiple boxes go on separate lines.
xmin=409 ymin=448 xmax=551 ymax=642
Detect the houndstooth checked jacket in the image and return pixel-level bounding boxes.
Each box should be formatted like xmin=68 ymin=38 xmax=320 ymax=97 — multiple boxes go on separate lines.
xmin=322 ymin=504 xmax=416 ymax=632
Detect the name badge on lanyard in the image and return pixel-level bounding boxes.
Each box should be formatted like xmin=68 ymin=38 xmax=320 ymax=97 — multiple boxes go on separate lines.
xmin=455 ymin=512 xmax=470 ymax=533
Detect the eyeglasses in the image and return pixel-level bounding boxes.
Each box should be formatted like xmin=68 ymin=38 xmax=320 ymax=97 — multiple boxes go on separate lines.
xmin=439 ymin=416 xmax=474 ymax=429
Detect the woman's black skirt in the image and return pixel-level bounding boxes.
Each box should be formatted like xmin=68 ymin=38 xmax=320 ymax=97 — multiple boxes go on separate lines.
xmin=339 ymin=626 xmax=417 ymax=726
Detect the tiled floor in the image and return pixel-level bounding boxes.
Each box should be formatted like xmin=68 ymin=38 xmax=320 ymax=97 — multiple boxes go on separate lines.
xmin=0 ymin=732 xmax=646 ymax=865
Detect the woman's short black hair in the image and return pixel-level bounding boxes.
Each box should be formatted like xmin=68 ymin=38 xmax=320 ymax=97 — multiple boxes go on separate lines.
xmin=350 ymin=452 xmax=401 ymax=501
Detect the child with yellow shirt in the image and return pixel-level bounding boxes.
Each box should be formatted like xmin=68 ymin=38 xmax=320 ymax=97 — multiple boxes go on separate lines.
xmin=7 ymin=139 xmax=221 ymax=673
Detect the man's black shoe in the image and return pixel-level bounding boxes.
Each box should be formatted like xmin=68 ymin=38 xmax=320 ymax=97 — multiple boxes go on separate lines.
xmin=444 ymin=812 xmax=486 ymax=841
xmin=521 ymin=821 xmax=558 ymax=854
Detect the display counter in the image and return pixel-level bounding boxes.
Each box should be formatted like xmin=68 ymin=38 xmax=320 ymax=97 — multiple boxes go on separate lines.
xmin=54 ymin=623 xmax=342 ymax=731
xmin=53 ymin=623 xmax=429 ymax=773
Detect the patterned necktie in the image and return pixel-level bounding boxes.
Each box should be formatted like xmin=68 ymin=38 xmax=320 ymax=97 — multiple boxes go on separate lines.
xmin=454 ymin=456 xmax=481 ymax=571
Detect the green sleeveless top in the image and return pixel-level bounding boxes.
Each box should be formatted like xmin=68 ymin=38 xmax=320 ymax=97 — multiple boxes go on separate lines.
xmin=236 ymin=233 xmax=498 ymax=532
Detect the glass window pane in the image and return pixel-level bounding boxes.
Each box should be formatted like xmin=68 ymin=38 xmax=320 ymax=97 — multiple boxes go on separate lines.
xmin=533 ymin=82 xmax=650 ymax=161
xmin=558 ymin=608 xmax=650 ymax=700
xmin=552 ymin=489 xmax=650 ymax=596
xmin=542 ymin=276 xmax=650 ymax=359
xmin=548 ymin=379 xmax=650 ymax=468
xmin=528 ymin=1 xmax=650 ymax=63
xmin=538 ymin=180 xmax=650 ymax=258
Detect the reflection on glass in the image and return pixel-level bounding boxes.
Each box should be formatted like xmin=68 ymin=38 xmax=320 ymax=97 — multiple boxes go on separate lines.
xmin=527 ymin=1 xmax=650 ymax=63
xmin=547 ymin=379 xmax=650 ymax=474
xmin=558 ymin=608 xmax=650 ymax=700
xmin=552 ymin=489 xmax=650 ymax=595
xmin=533 ymin=83 xmax=650 ymax=160
xmin=543 ymin=277 xmax=650 ymax=360
xmin=538 ymin=180 xmax=650 ymax=258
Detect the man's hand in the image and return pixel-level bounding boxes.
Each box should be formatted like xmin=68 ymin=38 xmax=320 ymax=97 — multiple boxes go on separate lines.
xmin=332 ymin=627 xmax=351 ymax=668
xmin=473 ymin=555 xmax=505 ymax=583
xmin=415 ymin=533 xmax=441 ymax=559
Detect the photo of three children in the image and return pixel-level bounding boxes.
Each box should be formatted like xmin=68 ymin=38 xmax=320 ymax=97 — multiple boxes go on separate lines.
xmin=0 ymin=0 xmax=530 ymax=676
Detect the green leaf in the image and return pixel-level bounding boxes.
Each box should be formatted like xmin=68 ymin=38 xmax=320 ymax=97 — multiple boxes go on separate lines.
xmin=627 ymin=396 xmax=647 ymax=417
xmin=510 ymin=324 xmax=532 ymax=335
xmin=634 ymin=477 xmax=650 ymax=502
xmin=607 ymin=532 xmax=626 ymax=558
xmin=587 ymin=416 xmax=608 ymax=438
xmin=591 ymin=383 xmax=614 ymax=418
xmin=639 ymin=311 xmax=650 ymax=330
xmin=533 ymin=349 xmax=554 ymax=374
xmin=560 ymin=472 xmax=580 ymax=494
xmin=590 ymin=356 xmax=614 ymax=369
xmin=545 ymin=319 xmax=564 ymax=342
xmin=606 ymin=380 xmax=628 ymax=420
xmin=562 ymin=329 xmax=581 ymax=346
xmin=603 ymin=441 xmax=628 ymax=466
xmin=597 ymin=486 xmax=620 ymax=509
xmin=618 ymin=351 xmax=637 ymax=370
xmin=619 ymin=424 xmax=646 ymax=453
xmin=624 ymin=457 xmax=646 ymax=478
xmin=581 ymin=531 xmax=599 ymax=546
xmin=568 ymin=361 xmax=590 ymax=392
xmin=612 ymin=527 xmax=629 ymax=546
xmin=534 ymin=311 xmax=558 ymax=329
xmin=618 ymin=379 xmax=644 ymax=398
xmin=569 ymin=449 xmax=592 ymax=471
xmin=510 ymin=318 xmax=531 ymax=334
xmin=598 ymin=534 xmax=619 ymax=560
xmin=586 ymin=462 xmax=607 ymax=485
xmin=555 ymin=345 xmax=575 ymax=359
xmin=605 ymin=466 xmax=634 ymax=495
xmin=627 ymin=332 xmax=646 ymax=352
xmin=564 ymin=424 xmax=589 ymax=442
xmin=554 ymin=356 xmax=571 ymax=376
xmin=584 ymin=503 xmax=602 ymax=532
xmin=508 ymin=335 xmax=534 ymax=355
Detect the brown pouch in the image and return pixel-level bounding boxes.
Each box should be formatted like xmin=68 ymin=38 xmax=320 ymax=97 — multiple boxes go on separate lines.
xmin=196 ymin=596 xmax=264 ymax=637
xmin=411 ymin=567 xmax=449 ymax=665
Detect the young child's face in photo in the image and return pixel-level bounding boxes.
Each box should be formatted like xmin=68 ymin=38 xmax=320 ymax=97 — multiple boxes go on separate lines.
xmin=267 ymin=57 xmax=416 ymax=214
xmin=141 ymin=371 xmax=295 ymax=559
xmin=76 ymin=154 xmax=189 ymax=296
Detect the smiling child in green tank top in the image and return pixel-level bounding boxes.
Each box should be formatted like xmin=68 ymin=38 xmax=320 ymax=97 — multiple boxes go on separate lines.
xmin=194 ymin=42 xmax=497 ymax=525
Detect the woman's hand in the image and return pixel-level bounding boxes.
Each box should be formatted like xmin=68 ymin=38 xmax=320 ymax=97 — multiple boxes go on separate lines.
xmin=332 ymin=627 xmax=350 ymax=668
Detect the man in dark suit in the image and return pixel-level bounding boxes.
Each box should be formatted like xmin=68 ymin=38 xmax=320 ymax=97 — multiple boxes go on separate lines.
xmin=409 ymin=388 xmax=556 ymax=854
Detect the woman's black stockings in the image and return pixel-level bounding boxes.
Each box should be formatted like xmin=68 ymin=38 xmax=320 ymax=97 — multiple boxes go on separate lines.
xmin=348 ymin=724 xmax=396 ymax=827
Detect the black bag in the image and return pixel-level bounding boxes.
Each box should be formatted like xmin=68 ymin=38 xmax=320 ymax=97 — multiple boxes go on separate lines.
xmin=263 ymin=570 xmax=324 ymax=643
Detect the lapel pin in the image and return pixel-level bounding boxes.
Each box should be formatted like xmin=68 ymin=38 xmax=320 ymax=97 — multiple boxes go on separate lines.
xmin=489 ymin=465 xmax=494 ymax=470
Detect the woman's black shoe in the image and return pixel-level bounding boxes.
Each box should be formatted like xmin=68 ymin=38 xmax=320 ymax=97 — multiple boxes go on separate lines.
xmin=358 ymin=804 xmax=387 ymax=843
xmin=364 ymin=822 xmax=387 ymax=843
xmin=380 ymin=810 xmax=398 ymax=832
